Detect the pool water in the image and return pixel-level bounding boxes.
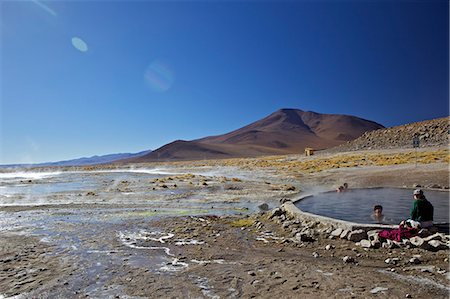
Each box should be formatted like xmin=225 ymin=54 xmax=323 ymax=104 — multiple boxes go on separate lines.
xmin=295 ymin=188 xmax=449 ymax=225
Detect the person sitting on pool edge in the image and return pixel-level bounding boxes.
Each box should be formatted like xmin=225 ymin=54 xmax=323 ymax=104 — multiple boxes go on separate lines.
xmin=409 ymin=189 xmax=434 ymax=228
xmin=371 ymin=205 xmax=385 ymax=223
xmin=400 ymin=189 xmax=434 ymax=228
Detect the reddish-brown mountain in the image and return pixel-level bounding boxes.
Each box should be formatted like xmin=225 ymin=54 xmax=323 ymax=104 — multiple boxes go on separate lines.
xmin=126 ymin=109 xmax=384 ymax=162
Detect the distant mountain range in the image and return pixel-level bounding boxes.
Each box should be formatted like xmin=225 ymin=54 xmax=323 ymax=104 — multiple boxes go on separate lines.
xmin=123 ymin=108 xmax=384 ymax=163
xmin=1 ymin=108 xmax=386 ymax=167
xmin=0 ymin=150 xmax=152 ymax=168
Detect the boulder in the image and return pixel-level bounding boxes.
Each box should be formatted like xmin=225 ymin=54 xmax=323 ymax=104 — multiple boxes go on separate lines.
xmin=295 ymin=233 xmax=315 ymax=243
xmin=269 ymin=208 xmax=283 ymax=219
xmin=371 ymin=240 xmax=381 ymax=249
xmin=423 ymin=233 xmax=445 ymax=242
xmin=360 ymin=239 xmax=372 ymax=248
xmin=342 ymin=256 xmax=354 ymax=263
xmin=382 ymin=239 xmax=399 ymax=249
xmin=427 ymin=240 xmax=448 ymax=252
xmin=384 ymin=257 xmax=400 ymax=265
xmin=340 ymin=230 xmax=350 ymax=239
xmin=417 ymin=229 xmax=431 ymax=238
xmin=331 ymin=228 xmax=343 ymax=238
xmin=347 ymin=230 xmax=368 ymax=242
xmin=367 ymin=230 xmax=380 ymax=242
xmin=258 ymin=203 xmax=269 ymax=211
xmin=409 ymin=236 xmax=425 ymax=248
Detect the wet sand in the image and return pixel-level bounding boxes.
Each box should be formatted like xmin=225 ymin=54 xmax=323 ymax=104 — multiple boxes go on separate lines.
xmin=0 ymin=156 xmax=448 ymax=298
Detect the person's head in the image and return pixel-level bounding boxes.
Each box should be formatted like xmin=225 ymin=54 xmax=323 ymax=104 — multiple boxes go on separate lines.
xmin=336 ymin=186 xmax=344 ymax=192
xmin=343 ymin=183 xmax=348 ymax=189
xmin=373 ymin=205 xmax=383 ymax=216
xmin=413 ymin=189 xmax=425 ymax=200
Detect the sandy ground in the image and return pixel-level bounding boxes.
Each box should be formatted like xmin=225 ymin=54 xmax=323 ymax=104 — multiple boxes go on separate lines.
xmin=0 ymin=154 xmax=448 ymax=298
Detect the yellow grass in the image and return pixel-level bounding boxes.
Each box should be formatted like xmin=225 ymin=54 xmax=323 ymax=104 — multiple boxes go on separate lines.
xmin=181 ymin=148 xmax=448 ymax=175
xmin=229 ymin=218 xmax=255 ymax=228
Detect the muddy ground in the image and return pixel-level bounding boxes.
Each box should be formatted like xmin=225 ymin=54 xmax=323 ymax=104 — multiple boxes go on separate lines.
xmin=0 ymin=157 xmax=448 ymax=298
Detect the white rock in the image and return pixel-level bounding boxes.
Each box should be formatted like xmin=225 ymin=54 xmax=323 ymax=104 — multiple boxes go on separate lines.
xmin=343 ymin=256 xmax=354 ymax=263
xmin=370 ymin=287 xmax=388 ymax=294
xmin=360 ymin=239 xmax=372 ymax=248
xmin=423 ymin=233 xmax=444 ymax=242
xmin=367 ymin=230 xmax=380 ymax=241
xmin=427 ymin=240 xmax=448 ymax=251
xmin=331 ymin=228 xmax=343 ymax=237
xmin=340 ymin=230 xmax=350 ymax=239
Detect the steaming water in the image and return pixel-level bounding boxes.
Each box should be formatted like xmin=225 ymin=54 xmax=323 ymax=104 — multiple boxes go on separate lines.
xmin=295 ymin=188 xmax=449 ymax=224
xmin=0 ymin=169 xmax=176 ymax=205
xmin=0 ymin=167 xmax=274 ymax=297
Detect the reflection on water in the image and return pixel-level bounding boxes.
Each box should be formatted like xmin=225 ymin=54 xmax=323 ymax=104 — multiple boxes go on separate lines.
xmin=295 ymin=188 xmax=449 ymax=224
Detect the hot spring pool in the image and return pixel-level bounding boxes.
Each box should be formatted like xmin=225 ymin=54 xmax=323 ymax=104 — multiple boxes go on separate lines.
xmin=295 ymin=188 xmax=449 ymax=225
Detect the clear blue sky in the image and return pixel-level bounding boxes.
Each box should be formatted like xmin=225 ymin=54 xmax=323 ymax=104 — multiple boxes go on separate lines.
xmin=1 ymin=0 xmax=448 ymax=164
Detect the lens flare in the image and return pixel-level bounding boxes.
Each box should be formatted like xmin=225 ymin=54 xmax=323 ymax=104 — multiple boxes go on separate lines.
xmin=31 ymin=0 xmax=57 ymax=17
xmin=144 ymin=60 xmax=174 ymax=92
xmin=71 ymin=37 xmax=88 ymax=52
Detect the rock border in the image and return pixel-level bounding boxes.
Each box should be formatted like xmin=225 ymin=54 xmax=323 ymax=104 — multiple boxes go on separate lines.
xmin=269 ymin=196 xmax=450 ymax=252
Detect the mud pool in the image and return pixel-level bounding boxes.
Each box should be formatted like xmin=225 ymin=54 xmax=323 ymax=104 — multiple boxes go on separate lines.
xmin=295 ymin=188 xmax=449 ymax=225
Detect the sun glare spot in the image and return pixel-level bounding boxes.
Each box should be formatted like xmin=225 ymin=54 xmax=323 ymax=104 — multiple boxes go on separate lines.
xmin=71 ymin=37 xmax=88 ymax=53
xmin=144 ymin=60 xmax=175 ymax=92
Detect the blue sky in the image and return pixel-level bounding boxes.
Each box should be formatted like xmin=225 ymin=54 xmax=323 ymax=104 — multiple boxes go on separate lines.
xmin=1 ymin=0 xmax=448 ymax=164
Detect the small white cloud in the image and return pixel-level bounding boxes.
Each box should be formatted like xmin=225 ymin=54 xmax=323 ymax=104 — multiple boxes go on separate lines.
xmin=71 ymin=37 xmax=88 ymax=52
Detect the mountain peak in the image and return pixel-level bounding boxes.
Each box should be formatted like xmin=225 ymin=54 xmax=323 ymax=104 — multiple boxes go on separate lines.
xmin=125 ymin=108 xmax=384 ymax=162
xmin=276 ymin=108 xmax=304 ymax=113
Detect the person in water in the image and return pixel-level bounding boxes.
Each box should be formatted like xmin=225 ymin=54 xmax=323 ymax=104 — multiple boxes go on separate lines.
xmin=336 ymin=183 xmax=348 ymax=192
xmin=409 ymin=189 xmax=434 ymax=228
xmin=371 ymin=205 xmax=384 ymax=223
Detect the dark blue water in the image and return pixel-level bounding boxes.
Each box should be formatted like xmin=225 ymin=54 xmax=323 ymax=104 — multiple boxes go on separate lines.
xmin=295 ymin=188 xmax=449 ymax=224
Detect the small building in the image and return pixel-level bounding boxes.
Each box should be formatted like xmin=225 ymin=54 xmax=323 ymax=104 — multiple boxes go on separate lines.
xmin=305 ymin=147 xmax=315 ymax=156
